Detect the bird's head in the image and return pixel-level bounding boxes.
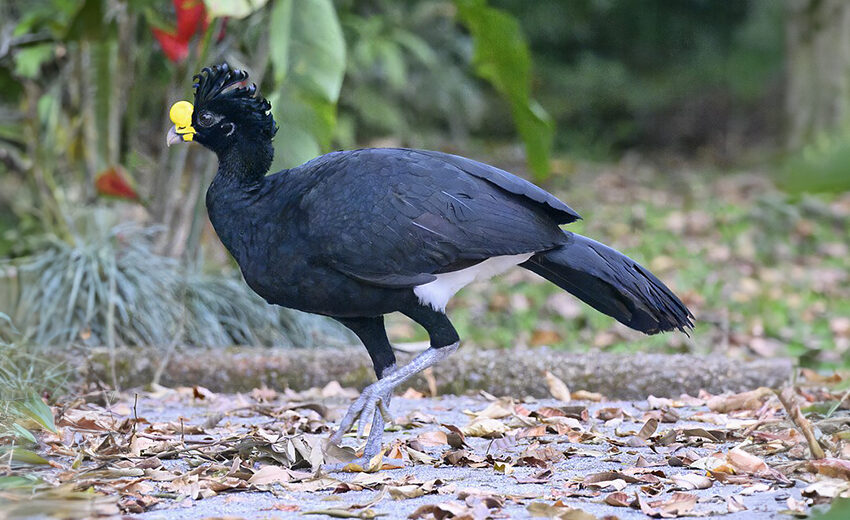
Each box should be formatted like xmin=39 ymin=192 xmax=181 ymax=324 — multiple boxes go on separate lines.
xmin=166 ymin=64 xmax=277 ymax=156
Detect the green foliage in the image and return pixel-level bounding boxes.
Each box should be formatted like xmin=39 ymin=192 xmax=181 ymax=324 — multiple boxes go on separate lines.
xmin=267 ymin=0 xmax=346 ymax=170
xmin=0 ymin=315 xmax=65 ymax=452
xmin=337 ymin=1 xmax=484 ymax=147
xmin=0 ymin=475 xmax=44 ymax=490
xmin=0 ymin=0 xmax=552 ymax=243
xmin=12 ymin=45 xmax=54 ymax=79
xmin=0 ymin=316 xmax=68 ymax=404
xmin=0 ymin=0 xmax=357 ymax=351
xmin=781 ymin=129 xmax=850 ymax=194
xmin=455 ymin=0 xmax=553 ymax=180
xmin=9 ymin=393 xmax=56 ymax=434
xmin=9 ymin=209 xmax=348 ymax=348
xmin=14 ymin=218 xmax=179 ymax=346
xmin=3 ymin=448 xmax=50 ymax=465
xmin=499 ymin=0 xmax=785 ymax=156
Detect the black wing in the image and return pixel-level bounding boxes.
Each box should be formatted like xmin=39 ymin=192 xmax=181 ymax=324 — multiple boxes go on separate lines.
xmin=295 ymin=148 xmax=578 ymax=288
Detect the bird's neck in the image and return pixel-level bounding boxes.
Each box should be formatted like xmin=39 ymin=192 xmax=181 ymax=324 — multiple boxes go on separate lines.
xmin=214 ymin=136 xmax=274 ymax=186
xmin=206 ymin=144 xmax=273 ymax=267
xmin=206 ymin=137 xmax=274 ymax=255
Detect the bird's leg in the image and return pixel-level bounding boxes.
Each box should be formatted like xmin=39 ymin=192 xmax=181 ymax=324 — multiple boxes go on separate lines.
xmin=330 ymin=316 xmax=396 ymax=444
xmin=327 ymin=342 xmax=459 ymax=468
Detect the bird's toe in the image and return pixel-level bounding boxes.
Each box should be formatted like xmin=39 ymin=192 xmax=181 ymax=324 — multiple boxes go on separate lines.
xmin=331 ymin=381 xmax=394 ymax=442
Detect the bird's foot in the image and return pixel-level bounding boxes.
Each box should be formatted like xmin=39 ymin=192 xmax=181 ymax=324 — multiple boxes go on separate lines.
xmin=324 ymin=395 xmax=391 ymax=472
xmin=325 ymin=344 xmax=459 ymax=472
xmin=330 ymin=378 xmax=394 ymax=443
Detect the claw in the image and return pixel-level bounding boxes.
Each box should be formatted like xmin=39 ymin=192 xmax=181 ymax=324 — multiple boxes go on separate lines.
xmin=357 ymin=399 xmax=378 ymax=438
xmin=379 ymin=399 xmax=392 ymax=422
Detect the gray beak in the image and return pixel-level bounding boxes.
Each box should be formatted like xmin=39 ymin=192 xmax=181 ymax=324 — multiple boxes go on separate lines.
xmin=166 ymin=126 xmax=184 ymax=147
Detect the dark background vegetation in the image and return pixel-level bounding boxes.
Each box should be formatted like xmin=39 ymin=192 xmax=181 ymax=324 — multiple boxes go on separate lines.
xmin=0 ymin=0 xmax=849 ymax=408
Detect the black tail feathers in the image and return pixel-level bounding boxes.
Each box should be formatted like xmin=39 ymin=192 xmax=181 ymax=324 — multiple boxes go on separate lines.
xmin=523 ymin=232 xmax=694 ymax=335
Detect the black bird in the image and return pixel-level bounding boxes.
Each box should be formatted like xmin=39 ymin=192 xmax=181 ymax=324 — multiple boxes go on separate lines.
xmin=167 ymin=64 xmax=693 ymax=467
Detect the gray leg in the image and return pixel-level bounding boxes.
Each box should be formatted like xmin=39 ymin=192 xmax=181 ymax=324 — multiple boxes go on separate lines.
xmin=326 ymin=342 xmax=460 ymax=470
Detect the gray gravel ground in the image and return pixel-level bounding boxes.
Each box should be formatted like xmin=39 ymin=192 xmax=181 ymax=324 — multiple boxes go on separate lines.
xmin=126 ymin=393 xmax=807 ymax=520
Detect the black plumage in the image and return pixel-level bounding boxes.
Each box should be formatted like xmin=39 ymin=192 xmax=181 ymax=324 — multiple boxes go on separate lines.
xmin=168 ymin=64 xmax=693 ymax=465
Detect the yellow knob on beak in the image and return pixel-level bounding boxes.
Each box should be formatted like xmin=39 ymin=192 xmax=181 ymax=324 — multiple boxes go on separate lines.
xmin=166 ymin=100 xmax=196 ymax=146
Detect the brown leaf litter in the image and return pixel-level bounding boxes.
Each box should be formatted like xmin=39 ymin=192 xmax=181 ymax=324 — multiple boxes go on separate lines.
xmin=2 ymin=370 xmax=849 ymax=518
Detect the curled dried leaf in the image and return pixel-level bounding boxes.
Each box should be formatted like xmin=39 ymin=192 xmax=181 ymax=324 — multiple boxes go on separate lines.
xmin=544 ymin=371 xmax=571 ymax=402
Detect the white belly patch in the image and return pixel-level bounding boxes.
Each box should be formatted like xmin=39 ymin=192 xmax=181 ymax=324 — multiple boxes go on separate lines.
xmin=413 ymin=253 xmax=534 ymax=312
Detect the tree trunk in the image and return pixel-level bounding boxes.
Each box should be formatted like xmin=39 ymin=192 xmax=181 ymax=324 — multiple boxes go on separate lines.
xmin=786 ymin=0 xmax=850 ymax=149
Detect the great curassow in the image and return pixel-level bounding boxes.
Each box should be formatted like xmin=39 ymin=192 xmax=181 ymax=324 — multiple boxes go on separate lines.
xmin=167 ymin=64 xmax=694 ymax=469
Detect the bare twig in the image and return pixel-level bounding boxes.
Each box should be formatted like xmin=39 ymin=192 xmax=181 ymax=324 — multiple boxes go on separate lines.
xmin=776 ymin=387 xmax=825 ymax=459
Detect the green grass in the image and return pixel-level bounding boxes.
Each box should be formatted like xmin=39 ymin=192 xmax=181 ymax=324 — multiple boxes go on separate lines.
xmin=387 ymin=164 xmax=850 ymax=369
xmin=0 ymin=312 xmax=65 ymax=455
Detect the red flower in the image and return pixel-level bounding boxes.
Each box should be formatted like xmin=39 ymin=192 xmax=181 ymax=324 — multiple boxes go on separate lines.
xmin=95 ymin=166 xmax=140 ymax=201
xmin=152 ymin=0 xmax=209 ymax=63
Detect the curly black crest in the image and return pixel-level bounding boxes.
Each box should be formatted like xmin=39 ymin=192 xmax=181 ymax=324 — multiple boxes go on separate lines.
xmin=193 ymin=63 xmax=278 ymax=139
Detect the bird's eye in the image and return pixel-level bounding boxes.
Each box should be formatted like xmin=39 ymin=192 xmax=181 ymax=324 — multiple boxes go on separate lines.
xmin=197 ymin=112 xmax=215 ymax=127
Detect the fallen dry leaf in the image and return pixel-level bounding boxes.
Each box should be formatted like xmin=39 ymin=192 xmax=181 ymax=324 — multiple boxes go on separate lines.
xmin=811 ymin=458 xmax=850 ymax=480
xmin=387 ymin=478 xmax=443 ymax=500
xmin=443 ymin=424 xmax=467 ymax=448
xmin=802 ymin=478 xmax=850 ymax=500
xmin=706 ymin=387 xmax=773 ymax=413
xmin=544 ymin=371 xmax=571 ymax=402
xmin=461 ymin=418 xmax=509 ymax=438
xmin=303 ymin=508 xmax=381 ymax=519
xmin=726 ymin=494 xmax=747 ymax=512
xmin=527 ymin=500 xmax=598 ymax=519
xmin=785 ymin=496 xmax=808 ymax=514
xmin=637 ymin=417 xmax=659 ymax=440
xmin=604 ymin=491 xmax=631 ymax=506
xmin=670 ymin=472 xmax=712 ymax=490
xmin=640 ymin=491 xmax=698 ymax=517
xmin=401 ymin=388 xmax=425 ymax=399
xmin=726 ymin=448 xmax=769 ymax=474
xmin=514 ymin=469 xmax=553 ymax=484
xmin=468 ymin=398 xmax=516 ymax=420
xmin=416 ymin=430 xmax=449 ymax=447
xmin=21 ymin=371 xmax=850 ymax=520
xmin=570 ymin=390 xmax=604 ymax=402
xmin=341 ymin=450 xmax=386 ymax=473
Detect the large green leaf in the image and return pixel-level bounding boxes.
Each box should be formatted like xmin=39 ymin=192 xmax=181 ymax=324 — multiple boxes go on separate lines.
xmin=13 ymin=44 xmax=55 ymax=79
xmin=11 ymin=423 xmax=38 ymax=445
xmin=267 ymin=0 xmax=346 ymax=170
xmin=454 ymin=0 xmax=553 ymax=180
xmin=2 ymin=448 xmax=50 ymax=465
xmin=0 ymin=475 xmax=43 ymax=490
xmin=11 ymin=393 xmax=57 ymax=434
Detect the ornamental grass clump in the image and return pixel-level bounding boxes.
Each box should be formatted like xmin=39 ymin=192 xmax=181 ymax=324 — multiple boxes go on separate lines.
xmin=8 ymin=212 xmax=346 ymax=350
